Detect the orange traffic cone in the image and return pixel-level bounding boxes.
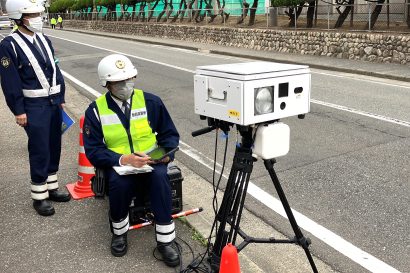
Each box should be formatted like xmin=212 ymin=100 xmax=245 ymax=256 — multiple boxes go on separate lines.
xmin=66 ymin=116 xmax=95 ymax=199
xmin=219 ymin=243 xmax=241 ymax=273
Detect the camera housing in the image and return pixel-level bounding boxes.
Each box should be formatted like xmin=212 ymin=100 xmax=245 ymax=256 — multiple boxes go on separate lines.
xmin=194 ymin=62 xmax=311 ymax=126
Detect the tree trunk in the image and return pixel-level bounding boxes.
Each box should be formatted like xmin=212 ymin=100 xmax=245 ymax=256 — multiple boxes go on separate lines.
xmin=195 ymin=0 xmax=204 ymax=23
xmin=334 ymin=0 xmax=354 ymax=28
xmin=165 ymin=0 xmax=174 ymax=22
xmin=188 ymin=0 xmax=197 ymax=23
xmin=306 ymin=1 xmax=315 ymax=28
xmin=288 ymin=4 xmax=304 ymax=27
xmin=131 ymin=5 xmax=136 ymax=21
xmin=237 ymin=1 xmax=249 ymax=24
xmin=365 ymin=0 xmax=385 ymax=30
xmin=157 ymin=0 xmax=168 ymax=22
xmin=407 ymin=0 xmax=410 ymax=27
xmin=148 ymin=1 xmax=160 ymax=21
xmin=248 ymin=0 xmax=258 ymax=26
xmin=172 ymin=0 xmax=186 ymax=22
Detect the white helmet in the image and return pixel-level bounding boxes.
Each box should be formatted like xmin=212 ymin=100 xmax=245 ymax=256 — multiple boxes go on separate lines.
xmin=98 ymin=54 xmax=138 ymax=87
xmin=6 ymin=0 xmax=45 ymax=20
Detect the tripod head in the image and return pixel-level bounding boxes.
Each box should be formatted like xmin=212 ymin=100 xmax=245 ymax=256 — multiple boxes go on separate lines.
xmin=192 ymin=115 xmax=293 ymax=159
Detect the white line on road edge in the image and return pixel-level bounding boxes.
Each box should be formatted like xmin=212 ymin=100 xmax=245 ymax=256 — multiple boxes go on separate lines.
xmin=48 ymin=34 xmax=410 ymax=129
xmin=60 ymin=70 xmax=101 ymax=98
xmin=179 ymin=142 xmax=401 ymax=273
xmin=312 ymin=99 xmax=410 ymax=127
xmin=313 ymin=71 xmax=410 ymax=90
xmin=60 ymin=69 xmax=401 ymax=273
xmin=47 ymin=34 xmax=194 ymax=74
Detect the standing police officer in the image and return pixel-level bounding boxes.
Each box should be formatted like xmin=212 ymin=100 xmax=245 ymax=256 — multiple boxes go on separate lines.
xmin=83 ymin=54 xmax=180 ymax=267
xmin=57 ymin=15 xmax=63 ymax=29
xmin=0 ymin=0 xmax=71 ymax=216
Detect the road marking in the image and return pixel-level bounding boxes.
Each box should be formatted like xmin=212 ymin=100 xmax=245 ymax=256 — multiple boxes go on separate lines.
xmin=60 ymin=70 xmax=101 ymax=98
xmin=179 ymin=142 xmax=401 ymax=273
xmin=49 ymin=34 xmax=410 ymax=129
xmin=312 ymin=99 xmax=410 ymax=127
xmin=47 ymin=34 xmax=194 ymax=74
xmin=48 ymin=31 xmax=410 ymax=90
xmin=60 ymin=70 xmax=401 ymax=273
xmin=313 ymin=70 xmax=410 ymax=90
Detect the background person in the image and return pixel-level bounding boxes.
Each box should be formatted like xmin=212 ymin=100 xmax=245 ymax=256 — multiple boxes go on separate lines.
xmin=83 ymin=54 xmax=180 ymax=267
xmin=50 ymin=16 xmax=56 ymax=29
xmin=57 ymin=15 xmax=63 ymax=29
xmin=0 ymin=0 xmax=71 ymax=216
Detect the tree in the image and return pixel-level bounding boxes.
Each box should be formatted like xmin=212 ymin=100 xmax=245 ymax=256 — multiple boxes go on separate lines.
xmin=99 ymin=0 xmax=118 ymax=20
xmin=334 ymin=0 xmax=354 ymax=29
xmin=364 ymin=0 xmax=385 ymax=30
xmin=272 ymin=0 xmax=315 ymax=28
xmin=236 ymin=0 xmax=260 ymax=26
xmin=50 ymin=0 xmax=76 ymax=13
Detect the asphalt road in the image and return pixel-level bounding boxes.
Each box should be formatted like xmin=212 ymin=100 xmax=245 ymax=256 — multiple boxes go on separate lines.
xmin=1 ymin=29 xmax=408 ymax=273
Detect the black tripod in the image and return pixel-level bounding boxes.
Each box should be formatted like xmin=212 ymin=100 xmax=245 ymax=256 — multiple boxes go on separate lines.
xmin=193 ymin=123 xmax=318 ymax=273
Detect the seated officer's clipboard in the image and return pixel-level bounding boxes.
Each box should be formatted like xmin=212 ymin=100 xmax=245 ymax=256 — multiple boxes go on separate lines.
xmin=61 ymin=109 xmax=75 ymax=134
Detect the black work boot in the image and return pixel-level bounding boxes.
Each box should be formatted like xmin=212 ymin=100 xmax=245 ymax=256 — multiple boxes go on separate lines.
xmin=48 ymin=189 xmax=71 ymax=202
xmin=33 ymin=199 xmax=55 ymax=216
xmin=111 ymin=233 xmax=128 ymax=257
xmin=157 ymin=241 xmax=180 ymax=267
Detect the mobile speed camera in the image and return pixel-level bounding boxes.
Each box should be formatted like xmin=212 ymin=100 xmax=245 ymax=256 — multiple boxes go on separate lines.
xmin=194 ymin=61 xmax=311 ymax=126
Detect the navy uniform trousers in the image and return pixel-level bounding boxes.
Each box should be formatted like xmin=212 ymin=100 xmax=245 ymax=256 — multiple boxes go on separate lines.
xmin=24 ymin=98 xmax=62 ymax=184
xmin=107 ymin=163 xmax=172 ymax=224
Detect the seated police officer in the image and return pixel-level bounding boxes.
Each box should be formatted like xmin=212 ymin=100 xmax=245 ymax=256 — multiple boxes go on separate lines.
xmin=0 ymin=0 xmax=70 ymax=216
xmin=83 ymin=54 xmax=181 ymax=267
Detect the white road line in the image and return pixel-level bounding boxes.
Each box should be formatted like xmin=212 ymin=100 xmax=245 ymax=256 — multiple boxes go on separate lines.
xmin=60 ymin=69 xmax=401 ymax=273
xmin=179 ymin=142 xmax=401 ymax=273
xmin=312 ymin=99 xmax=410 ymax=128
xmin=60 ymin=70 xmax=101 ymax=98
xmin=47 ymin=34 xmax=194 ymax=74
xmin=313 ymin=71 xmax=410 ymax=90
xmin=48 ymin=34 xmax=410 ymax=129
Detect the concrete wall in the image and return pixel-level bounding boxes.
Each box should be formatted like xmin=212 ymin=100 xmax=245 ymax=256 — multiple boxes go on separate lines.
xmin=64 ymin=20 xmax=410 ymax=65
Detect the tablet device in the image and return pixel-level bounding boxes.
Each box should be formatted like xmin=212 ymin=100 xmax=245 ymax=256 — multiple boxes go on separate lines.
xmin=147 ymin=147 xmax=179 ymax=162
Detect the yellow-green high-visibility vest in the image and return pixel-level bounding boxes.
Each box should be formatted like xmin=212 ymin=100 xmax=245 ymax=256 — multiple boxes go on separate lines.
xmin=95 ymin=89 xmax=157 ymax=155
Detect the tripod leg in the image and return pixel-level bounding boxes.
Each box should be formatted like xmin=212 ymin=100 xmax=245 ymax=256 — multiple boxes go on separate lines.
xmin=264 ymin=159 xmax=318 ymax=273
xmin=210 ymin=147 xmax=254 ymax=272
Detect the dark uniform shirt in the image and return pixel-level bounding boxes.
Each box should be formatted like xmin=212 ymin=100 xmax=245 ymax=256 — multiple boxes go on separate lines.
xmin=0 ymin=31 xmax=65 ymax=115
xmin=83 ymin=91 xmax=180 ymax=169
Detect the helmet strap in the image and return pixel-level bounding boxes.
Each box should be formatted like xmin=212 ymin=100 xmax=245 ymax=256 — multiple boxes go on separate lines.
xmin=14 ymin=19 xmax=24 ymax=26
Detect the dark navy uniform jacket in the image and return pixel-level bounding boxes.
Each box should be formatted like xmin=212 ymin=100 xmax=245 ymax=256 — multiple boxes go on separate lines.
xmin=0 ymin=31 xmax=65 ymax=115
xmin=83 ymin=91 xmax=180 ymax=169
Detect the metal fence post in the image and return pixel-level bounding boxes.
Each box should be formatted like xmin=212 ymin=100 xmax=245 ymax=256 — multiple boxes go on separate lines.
xmin=266 ymin=7 xmax=269 ymax=28
xmin=368 ymin=2 xmax=371 ymax=31
xmin=328 ymin=4 xmax=330 ymax=30
xmin=294 ymin=6 xmax=297 ymax=30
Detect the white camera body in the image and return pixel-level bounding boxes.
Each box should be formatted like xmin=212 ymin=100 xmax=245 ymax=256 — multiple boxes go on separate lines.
xmin=194 ymin=62 xmax=311 ymax=126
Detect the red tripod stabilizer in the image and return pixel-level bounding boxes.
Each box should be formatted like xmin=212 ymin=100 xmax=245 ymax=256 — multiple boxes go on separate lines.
xmin=129 ymin=207 xmax=203 ymax=231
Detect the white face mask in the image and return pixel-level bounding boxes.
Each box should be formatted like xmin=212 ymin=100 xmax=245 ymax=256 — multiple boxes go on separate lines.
xmin=110 ymin=80 xmax=135 ymax=101
xmin=25 ymin=16 xmax=43 ymax=33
